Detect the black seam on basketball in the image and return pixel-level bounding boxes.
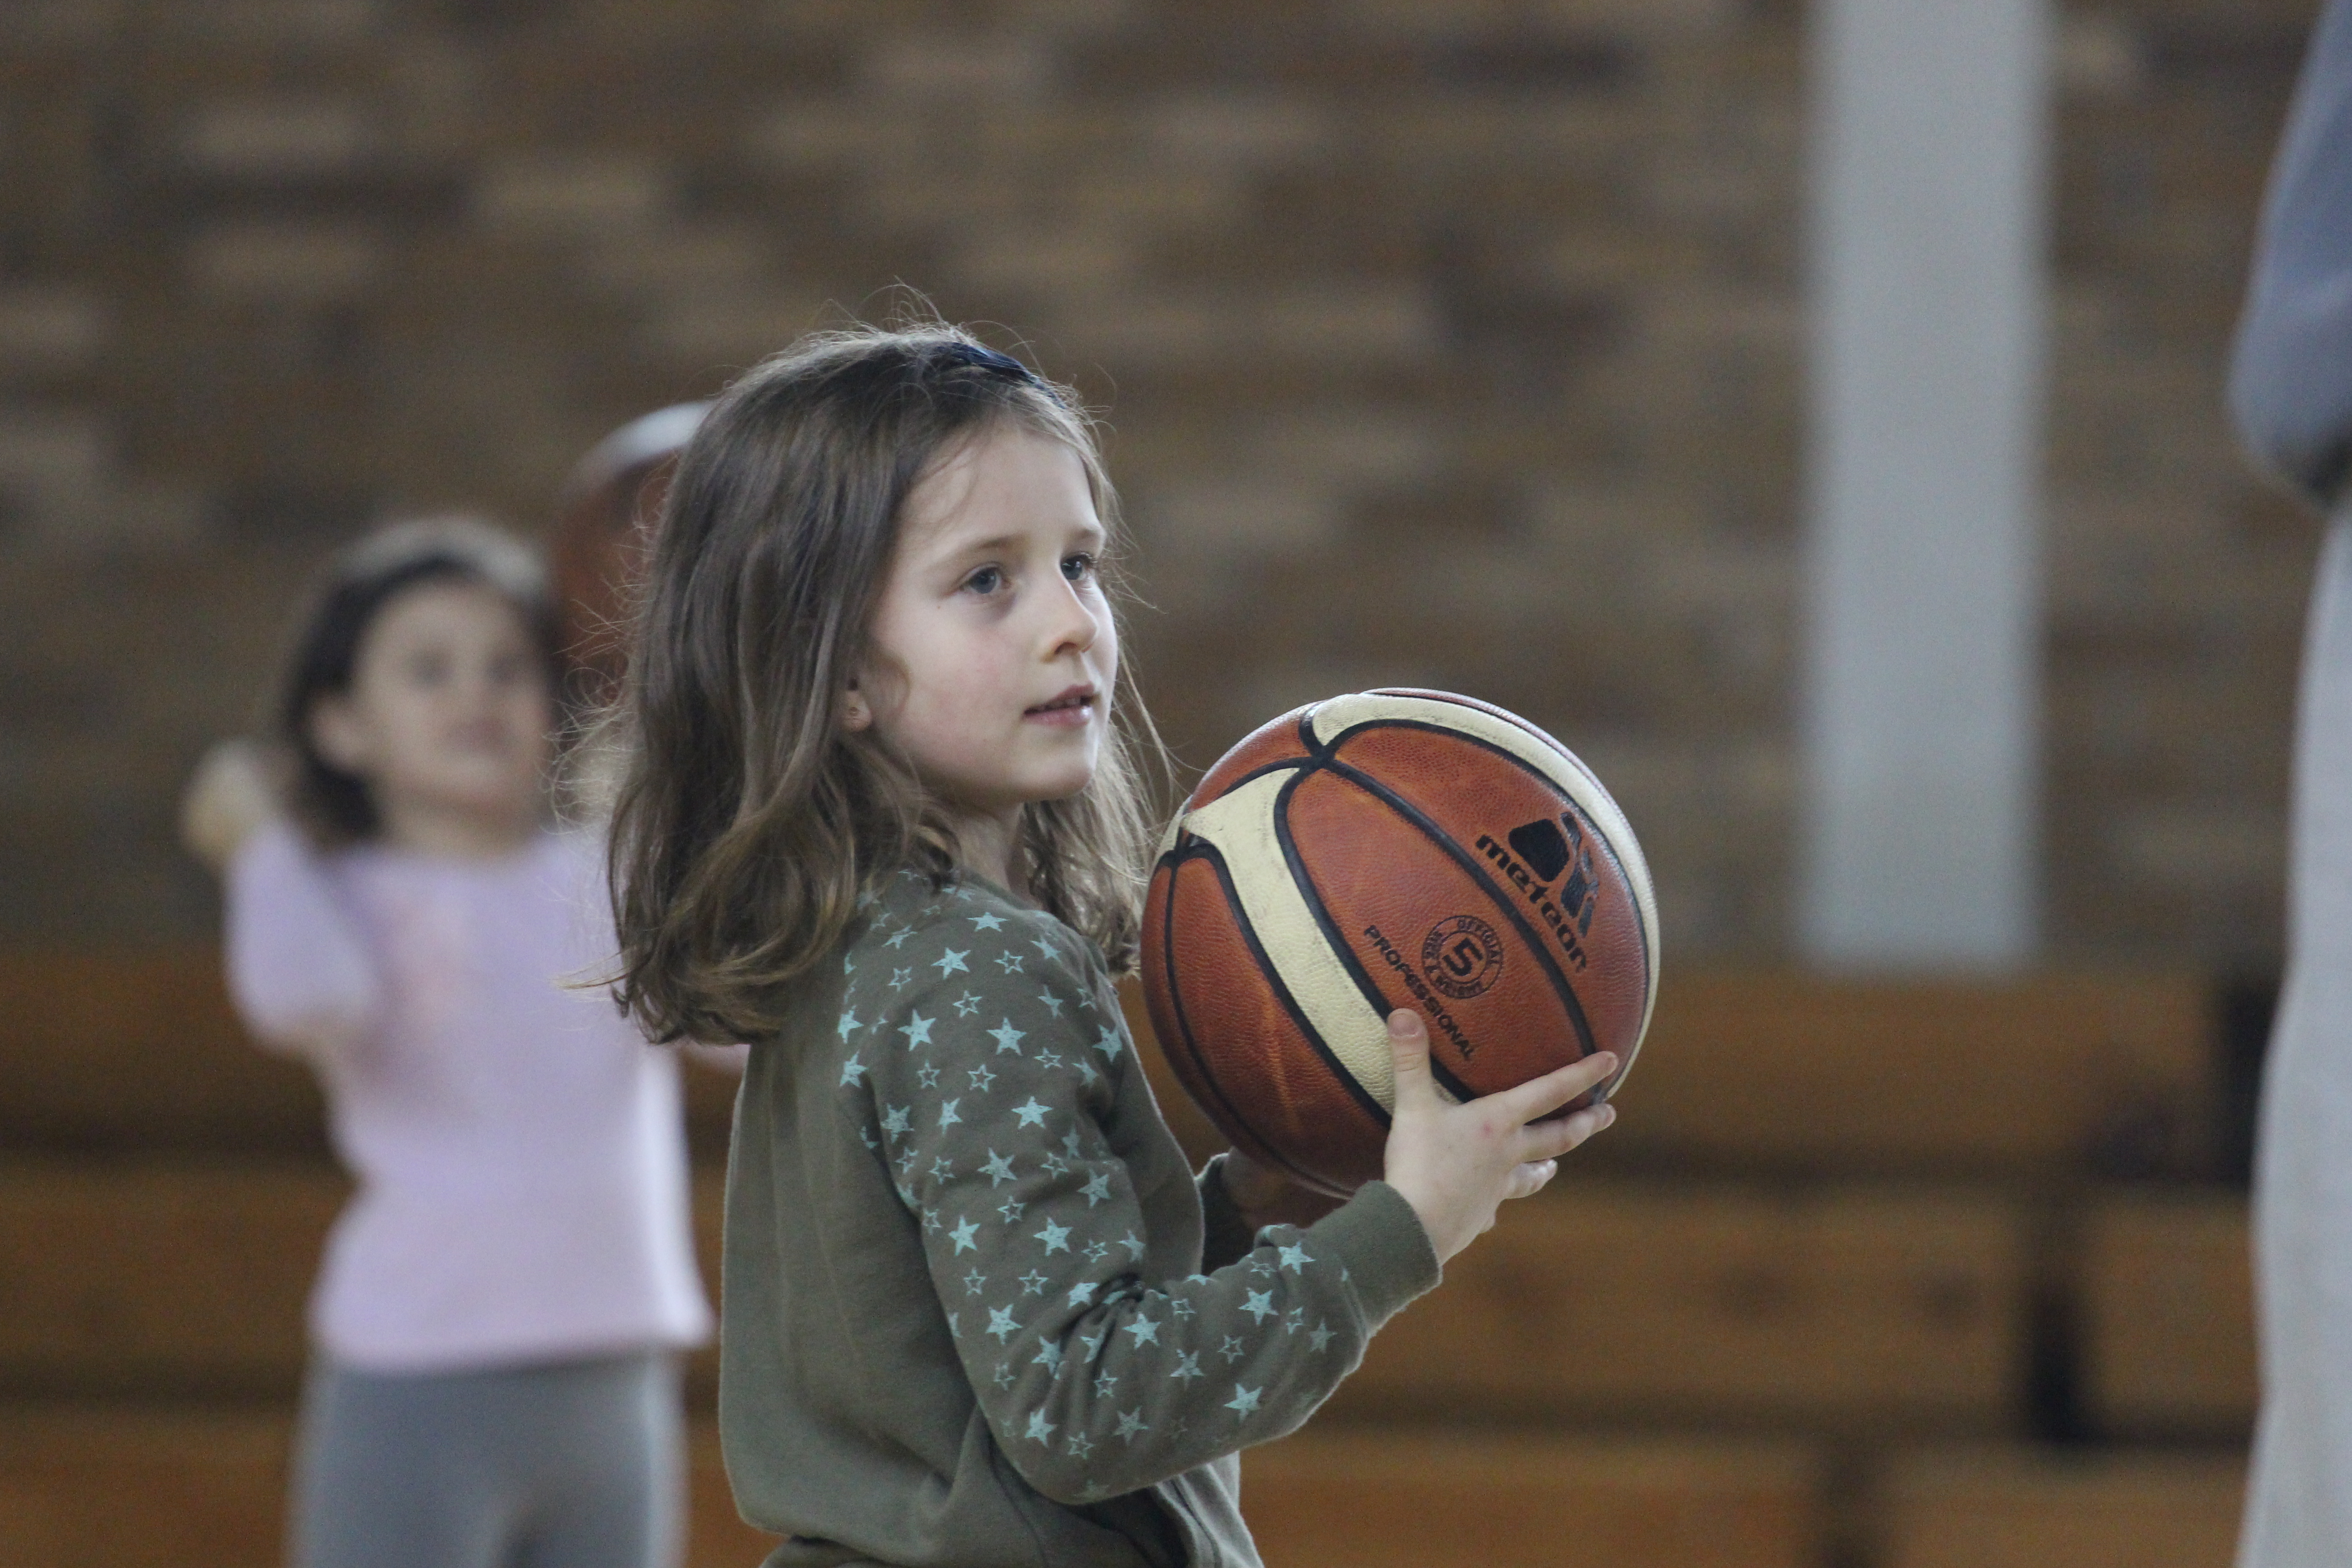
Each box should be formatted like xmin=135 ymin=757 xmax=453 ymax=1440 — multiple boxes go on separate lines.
xmin=1270 ymin=763 xmax=1491 ymax=1105
xmin=1312 ymin=755 xmax=1603 ymax=1064
xmin=1271 ymin=766 xmax=1399 ymax=1021
xmin=1158 ymin=846 xmax=1389 ymax=1191
xmin=1426 ymin=1055 xmax=1478 ymax=1104
xmin=1319 ymin=715 xmax=1651 ymax=998
xmin=1186 ymin=837 xmax=1394 ymax=1136
xmin=1196 ymin=757 xmax=1312 ymax=805
xmin=1369 ymin=688 xmax=1583 ymax=770
xmin=1270 ymin=780 xmax=1467 ymax=1109
xmin=1576 ymin=813 xmax=1654 ymax=1005
xmin=1270 ymin=765 xmax=1483 ymax=1106
xmin=1151 ymin=848 xmax=1338 ymax=1189
xmin=1322 ymin=716 xmax=1572 ymax=784
xmin=1401 ymin=701 xmax=1659 ymax=1000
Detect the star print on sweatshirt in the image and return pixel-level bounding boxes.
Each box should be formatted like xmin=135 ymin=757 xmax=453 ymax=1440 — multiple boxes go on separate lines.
xmin=833 ymin=870 xmax=1439 ymax=1504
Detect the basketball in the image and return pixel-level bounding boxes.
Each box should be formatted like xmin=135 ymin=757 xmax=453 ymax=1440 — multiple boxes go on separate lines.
xmin=1139 ymin=689 xmax=1660 ymax=1196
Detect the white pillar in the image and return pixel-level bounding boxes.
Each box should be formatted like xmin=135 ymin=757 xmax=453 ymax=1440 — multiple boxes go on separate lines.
xmin=1798 ymin=0 xmax=2050 ymax=970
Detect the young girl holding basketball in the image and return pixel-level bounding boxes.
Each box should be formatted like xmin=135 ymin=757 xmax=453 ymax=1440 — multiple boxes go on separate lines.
xmin=181 ymin=519 xmax=710 ymax=1568
xmin=607 ymin=326 xmax=1616 ymax=1566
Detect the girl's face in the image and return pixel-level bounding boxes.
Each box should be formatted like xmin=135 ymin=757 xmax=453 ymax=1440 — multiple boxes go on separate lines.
xmin=311 ymin=578 xmax=552 ymax=848
xmin=851 ymin=426 xmax=1117 ymax=825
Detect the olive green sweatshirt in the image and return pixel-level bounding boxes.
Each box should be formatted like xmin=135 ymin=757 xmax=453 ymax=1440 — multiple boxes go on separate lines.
xmin=719 ymin=868 xmax=1442 ymax=1568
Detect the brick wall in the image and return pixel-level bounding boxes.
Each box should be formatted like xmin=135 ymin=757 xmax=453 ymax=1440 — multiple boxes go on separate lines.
xmin=0 ymin=0 xmax=2317 ymax=965
xmin=2045 ymin=1 xmax=2319 ymax=966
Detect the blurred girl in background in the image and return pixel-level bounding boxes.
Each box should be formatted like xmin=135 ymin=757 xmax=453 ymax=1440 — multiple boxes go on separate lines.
xmin=180 ymin=517 xmax=710 ymax=1568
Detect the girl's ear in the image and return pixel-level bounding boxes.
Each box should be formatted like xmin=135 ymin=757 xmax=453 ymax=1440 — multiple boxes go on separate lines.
xmin=841 ymin=678 xmax=872 ymax=733
xmin=310 ymin=695 xmax=374 ymax=774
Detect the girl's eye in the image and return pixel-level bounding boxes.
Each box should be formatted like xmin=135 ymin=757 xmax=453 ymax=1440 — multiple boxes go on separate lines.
xmin=962 ymin=566 xmax=1004 ymax=596
xmin=1062 ymin=552 xmax=1096 ymax=582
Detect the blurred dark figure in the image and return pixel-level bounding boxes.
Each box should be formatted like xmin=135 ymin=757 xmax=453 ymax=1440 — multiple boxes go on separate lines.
xmin=2229 ymin=3 xmax=2352 ymax=1558
xmin=551 ymin=403 xmax=709 ymax=715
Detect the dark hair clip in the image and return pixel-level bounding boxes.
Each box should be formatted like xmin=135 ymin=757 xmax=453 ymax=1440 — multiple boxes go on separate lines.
xmin=932 ymin=339 xmax=1050 ymax=391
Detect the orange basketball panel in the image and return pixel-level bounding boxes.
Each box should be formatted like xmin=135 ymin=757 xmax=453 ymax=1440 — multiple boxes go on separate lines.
xmin=1323 ymin=723 xmax=1651 ymax=1061
xmin=1142 ymin=851 xmax=1388 ymax=1196
xmin=1190 ymin=705 xmax=1315 ymax=804
xmin=1279 ymin=767 xmax=1588 ymax=1102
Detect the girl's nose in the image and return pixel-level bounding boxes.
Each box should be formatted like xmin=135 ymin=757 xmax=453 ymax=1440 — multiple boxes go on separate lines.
xmin=1041 ymin=578 xmax=1099 ymax=658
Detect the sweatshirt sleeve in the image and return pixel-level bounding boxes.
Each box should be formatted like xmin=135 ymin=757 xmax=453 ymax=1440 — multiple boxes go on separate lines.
xmin=223 ymin=820 xmax=383 ymax=1060
xmin=839 ymin=890 xmax=1439 ymax=1505
xmin=1195 ymin=1155 xmax=1259 ymax=1275
xmin=2231 ymin=0 xmax=2352 ymax=506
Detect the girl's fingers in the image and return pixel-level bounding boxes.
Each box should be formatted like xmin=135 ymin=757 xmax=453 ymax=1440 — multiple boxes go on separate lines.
xmin=1496 ymin=1050 xmax=1617 ymax=1125
xmin=1516 ymin=1101 xmax=1615 ymax=1164
xmin=1384 ymin=1009 xmax=1435 ymax=1107
xmin=1503 ymin=1159 xmax=1558 ymax=1201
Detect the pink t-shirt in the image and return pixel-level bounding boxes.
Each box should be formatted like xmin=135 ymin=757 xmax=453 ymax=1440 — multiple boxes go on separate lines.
xmin=225 ymin=821 xmax=711 ymax=1373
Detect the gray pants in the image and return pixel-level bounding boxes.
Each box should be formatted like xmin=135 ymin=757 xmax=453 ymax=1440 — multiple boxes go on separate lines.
xmin=291 ymin=1350 xmax=684 ymax=1568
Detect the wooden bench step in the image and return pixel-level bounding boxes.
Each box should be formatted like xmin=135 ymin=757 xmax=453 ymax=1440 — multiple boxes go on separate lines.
xmin=1127 ymin=970 xmax=2218 ymax=1179
xmin=0 ymin=1163 xmax=2025 ymax=1427
xmin=1 ymin=951 xmax=2211 ymax=1182
xmin=1243 ymin=1430 xmax=1825 ymax=1568
xmin=0 ymin=1161 xmax=725 ymax=1396
xmin=1 ymin=1410 xmax=2262 ymax=1568
xmin=2078 ymin=1191 xmax=2254 ymax=1437
xmin=0 ymin=953 xmax=322 ymax=1153
xmin=1323 ymin=1182 xmax=2029 ymax=1431
xmin=0 ymin=1406 xmax=774 ymax=1568
xmin=1877 ymin=1446 xmax=2246 ymax=1568
xmin=0 ymin=951 xmax=738 ymax=1155
xmin=0 ymin=1162 xmax=338 ymax=1394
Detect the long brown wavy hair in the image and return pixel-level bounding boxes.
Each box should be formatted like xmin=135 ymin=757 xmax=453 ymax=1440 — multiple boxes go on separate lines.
xmin=603 ymin=323 xmax=1167 ymax=1046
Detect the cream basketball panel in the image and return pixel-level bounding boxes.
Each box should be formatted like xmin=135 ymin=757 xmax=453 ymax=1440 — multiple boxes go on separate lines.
xmin=1177 ymin=768 xmax=1400 ymax=1112
xmin=1305 ymin=691 xmax=1661 ymax=1047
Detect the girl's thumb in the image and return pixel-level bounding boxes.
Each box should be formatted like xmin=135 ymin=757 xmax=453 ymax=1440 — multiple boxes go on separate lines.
xmin=1386 ymin=1009 xmax=1431 ymax=1103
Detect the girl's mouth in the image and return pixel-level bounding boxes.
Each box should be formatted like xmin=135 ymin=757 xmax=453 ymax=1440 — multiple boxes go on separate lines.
xmin=1025 ymin=686 xmax=1098 ymax=726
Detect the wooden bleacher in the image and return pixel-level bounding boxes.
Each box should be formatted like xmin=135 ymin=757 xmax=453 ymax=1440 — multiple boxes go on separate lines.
xmin=1604 ymin=972 xmax=2216 ymax=1177
xmin=1241 ymin=1431 xmax=1826 ymax=1568
xmin=0 ymin=1161 xmax=336 ymax=1396
xmin=1323 ymin=1183 xmax=2027 ymax=1431
xmin=0 ymin=953 xmax=740 ymax=1158
xmin=0 ymin=1409 xmax=776 ymax=1568
xmin=0 ymin=953 xmax=2254 ymax=1567
xmin=1125 ymin=970 xmax=2219 ymax=1180
xmin=0 ymin=1166 xmax=2024 ymax=1430
xmin=1877 ymin=1447 xmax=2247 ymax=1568
xmin=2077 ymin=1189 xmax=2257 ymax=1438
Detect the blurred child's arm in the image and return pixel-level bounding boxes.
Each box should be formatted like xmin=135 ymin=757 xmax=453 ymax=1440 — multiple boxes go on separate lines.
xmin=848 ymin=908 xmax=1441 ymax=1505
xmin=224 ymin=821 xmax=383 ymax=1061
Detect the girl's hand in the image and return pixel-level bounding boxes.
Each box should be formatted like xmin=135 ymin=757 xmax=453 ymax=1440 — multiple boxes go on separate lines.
xmin=1219 ymin=1149 xmax=1293 ymax=1212
xmin=1219 ymin=1149 xmax=1345 ymax=1228
xmin=181 ymin=740 xmax=284 ymax=874
xmin=1380 ymin=1009 xmax=1617 ymax=1266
